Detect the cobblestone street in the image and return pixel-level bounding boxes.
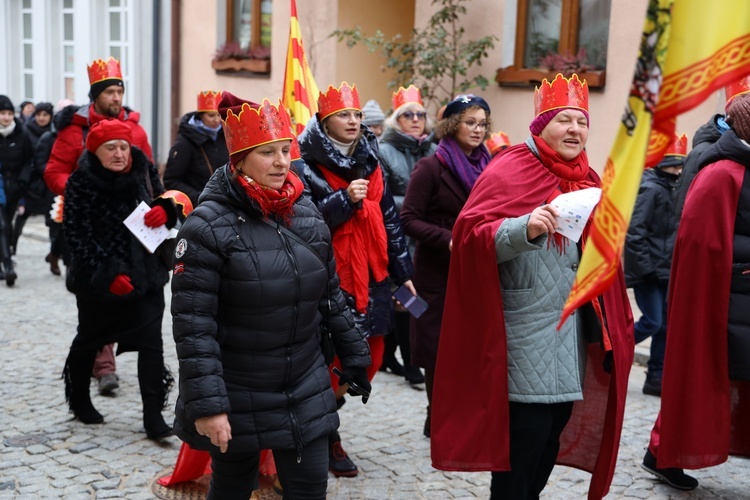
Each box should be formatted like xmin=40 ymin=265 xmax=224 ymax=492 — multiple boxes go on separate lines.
xmin=1 ymin=217 xmax=749 ymax=499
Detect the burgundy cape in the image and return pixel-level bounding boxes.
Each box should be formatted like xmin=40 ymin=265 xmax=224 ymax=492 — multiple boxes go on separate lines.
xmin=431 ymin=143 xmax=634 ymax=500
xmin=651 ymin=159 xmax=750 ymax=468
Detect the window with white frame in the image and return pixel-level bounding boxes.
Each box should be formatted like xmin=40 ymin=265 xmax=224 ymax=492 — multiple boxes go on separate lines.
xmin=107 ymin=0 xmax=130 ymax=97
xmin=21 ymin=0 xmax=34 ymax=100
xmin=63 ymin=0 xmax=76 ymax=100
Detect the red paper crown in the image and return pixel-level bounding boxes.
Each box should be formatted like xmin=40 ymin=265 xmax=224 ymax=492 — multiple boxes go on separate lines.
xmin=665 ymin=133 xmax=688 ymax=157
xmin=289 ymin=134 xmax=302 ymax=161
xmin=87 ymin=57 xmax=123 ymax=85
xmin=485 ymin=131 xmax=511 ymax=156
xmin=197 ymin=91 xmax=221 ymax=112
xmin=725 ymin=76 xmax=750 ymax=106
xmin=222 ymin=99 xmax=295 ymax=156
xmin=534 ymin=73 xmax=589 ymax=117
xmin=318 ymin=82 xmax=361 ymax=120
xmin=392 ymin=85 xmax=423 ymax=110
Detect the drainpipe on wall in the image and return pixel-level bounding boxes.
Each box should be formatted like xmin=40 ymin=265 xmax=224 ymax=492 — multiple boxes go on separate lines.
xmin=151 ymin=0 xmax=161 ymax=164
xmin=170 ymin=0 xmax=181 ymax=145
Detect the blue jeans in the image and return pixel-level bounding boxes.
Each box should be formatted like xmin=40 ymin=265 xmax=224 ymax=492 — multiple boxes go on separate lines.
xmin=633 ymin=281 xmax=668 ymax=379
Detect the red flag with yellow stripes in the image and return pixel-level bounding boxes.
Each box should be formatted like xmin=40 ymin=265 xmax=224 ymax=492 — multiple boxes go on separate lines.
xmin=560 ymin=0 xmax=750 ymax=325
xmin=283 ymin=0 xmax=319 ymax=135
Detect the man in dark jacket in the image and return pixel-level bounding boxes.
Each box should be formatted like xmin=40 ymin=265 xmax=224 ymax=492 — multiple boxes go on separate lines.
xmin=43 ymin=57 xmax=154 ymax=395
xmin=0 ymin=94 xmax=33 ymax=285
xmin=624 ymin=134 xmax=685 ymax=396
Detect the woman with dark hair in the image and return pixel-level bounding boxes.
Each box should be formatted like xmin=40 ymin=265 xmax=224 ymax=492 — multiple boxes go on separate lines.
xmin=171 ymin=93 xmax=371 ymax=499
xmin=164 ymin=91 xmax=229 ymax=207
xmin=297 ymin=82 xmax=415 ymax=477
xmin=62 ymin=118 xmax=177 ymax=440
xmin=400 ymin=94 xmax=492 ymax=437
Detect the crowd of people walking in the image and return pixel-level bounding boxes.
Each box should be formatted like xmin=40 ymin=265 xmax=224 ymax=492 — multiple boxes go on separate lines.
xmin=3 ymin=52 xmax=750 ymax=499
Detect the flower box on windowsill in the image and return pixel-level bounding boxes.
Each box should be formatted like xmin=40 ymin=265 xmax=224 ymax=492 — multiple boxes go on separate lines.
xmin=495 ymin=66 xmax=606 ymax=89
xmin=211 ymin=58 xmax=271 ymax=75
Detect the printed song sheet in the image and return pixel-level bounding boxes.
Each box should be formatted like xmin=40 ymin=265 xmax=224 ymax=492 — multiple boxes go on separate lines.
xmin=123 ymin=201 xmax=170 ymax=253
xmin=550 ymin=187 xmax=602 ymax=243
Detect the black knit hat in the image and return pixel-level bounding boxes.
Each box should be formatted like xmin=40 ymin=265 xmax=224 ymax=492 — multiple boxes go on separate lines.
xmin=34 ymin=102 xmax=54 ymax=116
xmin=443 ymin=94 xmax=490 ymax=119
xmin=727 ymin=94 xmax=750 ymax=143
xmin=90 ymin=79 xmax=124 ymax=101
xmin=0 ymin=95 xmax=14 ymax=112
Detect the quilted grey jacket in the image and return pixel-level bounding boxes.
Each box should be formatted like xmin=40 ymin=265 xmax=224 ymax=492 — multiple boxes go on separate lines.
xmin=495 ymin=215 xmax=587 ymax=403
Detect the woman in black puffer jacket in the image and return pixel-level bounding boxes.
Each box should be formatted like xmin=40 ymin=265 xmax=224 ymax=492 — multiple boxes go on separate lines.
xmin=171 ymin=93 xmax=370 ymax=500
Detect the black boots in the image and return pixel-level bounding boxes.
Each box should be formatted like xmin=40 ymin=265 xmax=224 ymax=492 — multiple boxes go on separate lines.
xmin=328 ymin=430 xmax=358 ymax=477
xmin=643 ymin=374 xmax=662 ymax=397
xmin=642 ymin=449 xmax=698 ymax=490
xmin=45 ymin=253 xmax=61 ymax=276
xmin=64 ymin=350 xmax=104 ymax=424
xmin=0 ymin=215 xmax=16 ymax=286
xmin=138 ymin=349 xmax=174 ymax=440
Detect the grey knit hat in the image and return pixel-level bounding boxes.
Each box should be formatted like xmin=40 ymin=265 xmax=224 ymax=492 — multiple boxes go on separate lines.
xmin=727 ymin=94 xmax=750 ymax=143
xmin=361 ymin=100 xmax=385 ymax=126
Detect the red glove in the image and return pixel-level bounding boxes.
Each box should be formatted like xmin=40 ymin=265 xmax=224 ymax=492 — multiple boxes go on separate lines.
xmin=144 ymin=206 xmax=168 ymax=228
xmin=109 ymin=274 xmax=134 ymax=295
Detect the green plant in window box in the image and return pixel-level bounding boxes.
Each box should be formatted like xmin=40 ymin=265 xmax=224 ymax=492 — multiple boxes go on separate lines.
xmin=211 ymin=43 xmax=271 ymax=73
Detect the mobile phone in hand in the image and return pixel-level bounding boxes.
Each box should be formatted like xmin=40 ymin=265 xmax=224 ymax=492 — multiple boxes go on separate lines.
xmin=392 ymin=285 xmax=429 ymax=319
xmin=332 ymin=366 xmax=370 ymax=402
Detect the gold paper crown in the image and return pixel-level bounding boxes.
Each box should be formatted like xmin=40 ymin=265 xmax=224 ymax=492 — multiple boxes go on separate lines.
xmin=725 ymin=76 xmax=750 ymax=106
xmin=87 ymin=57 xmax=123 ymax=85
xmin=534 ymin=73 xmax=589 ymax=117
xmin=197 ymin=91 xmax=222 ymax=112
xmin=485 ymin=131 xmax=511 ymax=156
xmin=318 ymin=82 xmax=361 ymax=121
xmin=392 ymin=85 xmax=423 ymax=110
xmin=222 ymin=99 xmax=295 ymax=156
xmin=665 ymin=133 xmax=688 ymax=157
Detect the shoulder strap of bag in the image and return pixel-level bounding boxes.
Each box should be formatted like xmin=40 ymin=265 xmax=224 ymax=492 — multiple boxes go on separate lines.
xmin=199 ymin=146 xmax=215 ymax=176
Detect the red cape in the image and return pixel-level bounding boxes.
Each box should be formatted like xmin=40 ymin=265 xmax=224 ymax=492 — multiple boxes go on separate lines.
xmin=431 ymin=143 xmax=634 ymax=499
xmin=652 ymin=159 xmax=750 ymax=468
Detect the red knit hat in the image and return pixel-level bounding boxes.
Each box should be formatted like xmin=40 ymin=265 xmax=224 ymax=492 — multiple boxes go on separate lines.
xmin=85 ymin=119 xmax=132 ymax=153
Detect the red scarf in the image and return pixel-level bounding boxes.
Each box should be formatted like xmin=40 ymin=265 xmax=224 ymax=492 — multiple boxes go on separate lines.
xmin=320 ymin=166 xmax=389 ymax=312
xmin=233 ymin=167 xmax=303 ymax=225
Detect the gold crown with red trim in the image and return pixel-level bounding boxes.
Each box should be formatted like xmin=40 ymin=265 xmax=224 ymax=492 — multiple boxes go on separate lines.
xmin=87 ymin=57 xmax=123 ymax=85
xmin=222 ymin=99 xmax=295 ymax=156
xmin=197 ymin=91 xmax=222 ymax=112
xmin=725 ymin=75 xmax=750 ymax=106
xmin=485 ymin=131 xmax=511 ymax=155
xmin=665 ymin=133 xmax=688 ymax=157
xmin=534 ymin=73 xmax=589 ymax=117
xmin=392 ymin=85 xmax=423 ymax=110
xmin=317 ymin=82 xmax=361 ymax=120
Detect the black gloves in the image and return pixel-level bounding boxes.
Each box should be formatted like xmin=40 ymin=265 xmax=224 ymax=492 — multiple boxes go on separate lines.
xmin=337 ymin=366 xmax=371 ymax=404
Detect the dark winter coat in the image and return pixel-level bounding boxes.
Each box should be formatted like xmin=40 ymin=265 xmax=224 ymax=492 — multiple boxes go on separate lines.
xmin=171 ymin=165 xmax=370 ymax=454
xmin=63 ymin=147 xmax=176 ymax=300
xmin=45 ymin=103 xmax=152 ymax=196
xmin=400 ymin=154 xmax=468 ymax=369
xmin=673 ymin=114 xmax=726 ymax=223
xmin=378 ymin=127 xmax=437 ymax=212
xmin=0 ymin=117 xmax=34 ymax=204
xmin=296 ymin=117 xmax=413 ymax=337
xmin=163 ymin=112 xmax=229 ymax=207
xmin=624 ymin=167 xmax=678 ymax=287
xmin=22 ymin=117 xmax=54 ymax=215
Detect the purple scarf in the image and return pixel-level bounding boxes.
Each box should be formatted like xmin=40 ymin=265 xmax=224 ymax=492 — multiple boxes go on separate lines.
xmin=435 ymin=136 xmax=492 ymax=195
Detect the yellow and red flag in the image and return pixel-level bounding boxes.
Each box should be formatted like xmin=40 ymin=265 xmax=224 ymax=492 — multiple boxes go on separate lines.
xmin=283 ymin=0 xmax=319 ymax=135
xmin=561 ymin=0 xmax=750 ymax=325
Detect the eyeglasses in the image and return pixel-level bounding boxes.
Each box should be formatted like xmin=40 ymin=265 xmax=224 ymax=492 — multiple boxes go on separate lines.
xmin=334 ymin=111 xmax=364 ymax=121
xmin=400 ymin=111 xmax=427 ymax=120
xmin=462 ymin=120 xmax=489 ymax=131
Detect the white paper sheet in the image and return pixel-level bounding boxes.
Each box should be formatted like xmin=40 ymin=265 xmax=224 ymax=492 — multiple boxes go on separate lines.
xmin=550 ymin=187 xmax=602 ymax=243
xmin=123 ymin=201 xmax=170 ymax=253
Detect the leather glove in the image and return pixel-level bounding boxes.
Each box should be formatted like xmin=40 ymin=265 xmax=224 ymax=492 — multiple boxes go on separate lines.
xmin=144 ymin=206 xmax=168 ymax=228
xmin=337 ymin=366 xmax=371 ymax=404
xmin=109 ymin=274 xmax=134 ymax=295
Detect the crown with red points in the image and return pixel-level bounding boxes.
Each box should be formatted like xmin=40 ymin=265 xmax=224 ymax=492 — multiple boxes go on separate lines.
xmin=222 ymin=99 xmax=295 ymax=156
xmin=725 ymin=75 xmax=750 ymax=108
xmin=197 ymin=91 xmax=222 ymax=112
xmin=392 ymin=85 xmax=423 ymax=110
xmin=485 ymin=131 xmax=511 ymax=156
xmin=87 ymin=57 xmax=123 ymax=85
xmin=665 ymin=133 xmax=688 ymax=157
xmin=317 ymin=82 xmax=361 ymax=121
xmin=534 ymin=73 xmax=589 ymax=117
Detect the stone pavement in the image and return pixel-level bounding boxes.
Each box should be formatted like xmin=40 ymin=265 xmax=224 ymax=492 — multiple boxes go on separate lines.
xmin=1 ymin=216 xmax=749 ymax=499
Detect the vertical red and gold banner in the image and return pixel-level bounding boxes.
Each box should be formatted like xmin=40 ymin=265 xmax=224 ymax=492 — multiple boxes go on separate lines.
xmin=282 ymin=0 xmax=320 ymax=135
xmin=561 ymin=0 xmax=750 ymax=324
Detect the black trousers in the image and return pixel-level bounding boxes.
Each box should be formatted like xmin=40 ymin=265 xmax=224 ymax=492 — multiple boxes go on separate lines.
xmin=490 ymin=401 xmax=574 ymax=500
xmin=208 ymin=434 xmax=329 ymax=500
